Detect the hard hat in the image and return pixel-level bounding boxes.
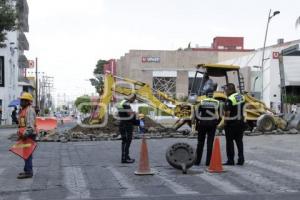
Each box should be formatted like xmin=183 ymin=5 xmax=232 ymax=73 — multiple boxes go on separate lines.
xmin=19 ymin=92 xmax=33 ymax=101
xmin=138 ymin=113 xmax=145 ymax=119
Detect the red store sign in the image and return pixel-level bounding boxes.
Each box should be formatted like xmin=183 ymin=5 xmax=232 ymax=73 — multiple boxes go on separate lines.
xmin=272 ymin=52 xmax=280 ymax=59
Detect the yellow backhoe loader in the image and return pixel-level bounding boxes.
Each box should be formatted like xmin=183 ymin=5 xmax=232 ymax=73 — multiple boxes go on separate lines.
xmin=89 ymin=64 xmax=288 ymax=132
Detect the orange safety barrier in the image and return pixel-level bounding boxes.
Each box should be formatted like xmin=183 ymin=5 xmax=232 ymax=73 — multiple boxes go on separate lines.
xmin=36 ymin=117 xmax=58 ymax=133
xmin=62 ymin=116 xmax=73 ymax=123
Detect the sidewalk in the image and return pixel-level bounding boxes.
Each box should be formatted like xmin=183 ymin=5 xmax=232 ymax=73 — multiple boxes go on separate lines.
xmin=0 ymin=124 xmax=18 ymax=129
xmin=0 ymin=127 xmax=17 ymax=140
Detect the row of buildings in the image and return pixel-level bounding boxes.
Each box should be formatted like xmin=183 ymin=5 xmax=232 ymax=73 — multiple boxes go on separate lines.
xmin=0 ymin=0 xmax=34 ymax=124
xmin=104 ymin=36 xmax=300 ymax=113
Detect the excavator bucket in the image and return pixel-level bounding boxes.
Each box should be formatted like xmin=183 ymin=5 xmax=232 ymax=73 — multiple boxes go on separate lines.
xmin=36 ymin=117 xmax=58 ymax=133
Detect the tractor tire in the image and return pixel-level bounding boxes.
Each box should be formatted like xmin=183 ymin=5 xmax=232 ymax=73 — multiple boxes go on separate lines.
xmin=257 ymin=114 xmax=275 ymax=132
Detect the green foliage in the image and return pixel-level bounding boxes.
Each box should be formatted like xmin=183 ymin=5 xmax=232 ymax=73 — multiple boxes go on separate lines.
xmin=0 ymin=0 xmax=16 ymax=47
xmin=138 ymin=106 xmax=155 ymax=115
xmin=90 ymin=59 xmax=108 ymax=95
xmin=138 ymin=106 xmax=171 ymax=116
xmin=75 ymin=95 xmax=91 ymax=114
xmin=178 ymin=95 xmax=188 ymax=102
xmin=284 ymin=95 xmax=300 ymax=104
xmin=44 ymin=108 xmax=50 ymax=115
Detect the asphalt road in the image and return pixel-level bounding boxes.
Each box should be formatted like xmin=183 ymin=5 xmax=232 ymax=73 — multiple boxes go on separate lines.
xmin=0 ymin=125 xmax=300 ymax=200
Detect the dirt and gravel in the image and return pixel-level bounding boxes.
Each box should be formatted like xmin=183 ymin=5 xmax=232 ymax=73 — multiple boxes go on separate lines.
xmin=70 ymin=115 xmax=166 ymax=135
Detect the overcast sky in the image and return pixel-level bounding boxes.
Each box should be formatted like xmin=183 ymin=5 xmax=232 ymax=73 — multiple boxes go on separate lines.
xmin=26 ymin=0 xmax=300 ymax=102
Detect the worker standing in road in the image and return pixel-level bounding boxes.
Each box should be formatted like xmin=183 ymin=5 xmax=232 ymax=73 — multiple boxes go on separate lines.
xmin=194 ymin=84 xmax=220 ymax=166
xmin=17 ymin=92 xmax=37 ymax=179
xmin=117 ymin=94 xmax=137 ymax=164
xmin=223 ymin=83 xmax=246 ymax=166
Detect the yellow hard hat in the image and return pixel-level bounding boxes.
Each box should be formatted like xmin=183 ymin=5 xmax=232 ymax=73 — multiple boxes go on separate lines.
xmin=138 ymin=113 xmax=145 ymax=119
xmin=19 ymin=92 xmax=33 ymax=101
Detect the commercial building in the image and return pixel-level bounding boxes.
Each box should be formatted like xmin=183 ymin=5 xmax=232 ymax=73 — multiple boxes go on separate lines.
xmin=0 ymin=0 xmax=32 ymax=124
xmin=116 ymin=37 xmax=253 ymax=99
xmin=221 ymin=39 xmax=300 ymax=113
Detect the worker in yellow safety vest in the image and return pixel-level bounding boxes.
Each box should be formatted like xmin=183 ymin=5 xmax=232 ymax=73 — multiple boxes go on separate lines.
xmin=194 ymin=83 xmax=221 ymax=166
xmin=223 ymin=83 xmax=246 ymax=166
xmin=117 ymin=94 xmax=138 ymax=163
xmin=17 ymin=92 xmax=37 ymax=179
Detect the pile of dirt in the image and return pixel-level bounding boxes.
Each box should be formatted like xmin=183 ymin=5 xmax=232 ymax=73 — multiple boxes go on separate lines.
xmin=70 ymin=115 xmax=165 ymax=135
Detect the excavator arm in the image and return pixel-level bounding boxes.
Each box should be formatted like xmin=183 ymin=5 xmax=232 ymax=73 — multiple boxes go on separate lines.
xmin=90 ymin=74 xmax=193 ymax=127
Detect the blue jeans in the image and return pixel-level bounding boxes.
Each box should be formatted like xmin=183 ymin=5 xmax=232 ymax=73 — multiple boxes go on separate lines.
xmin=24 ymin=155 xmax=33 ymax=174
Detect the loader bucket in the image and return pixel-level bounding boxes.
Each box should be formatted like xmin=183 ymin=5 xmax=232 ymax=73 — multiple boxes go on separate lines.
xmin=36 ymin=117 xmax=58 ymax=133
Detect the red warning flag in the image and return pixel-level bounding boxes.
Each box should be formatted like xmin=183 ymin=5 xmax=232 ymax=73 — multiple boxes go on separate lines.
xmin=9 ymin=138 xmax=37 ymax=160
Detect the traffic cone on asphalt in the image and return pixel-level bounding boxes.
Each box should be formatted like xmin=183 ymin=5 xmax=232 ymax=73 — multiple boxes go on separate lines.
xmin=207 ymin=137 xmax=225 ymax=173
xmin=134 ymin=135 xmax=154 ymax=175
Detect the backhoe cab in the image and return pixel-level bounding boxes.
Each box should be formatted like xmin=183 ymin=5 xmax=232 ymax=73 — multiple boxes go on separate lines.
xmin=189 ymin=64 xmax=242 ymax=103
xmin=190 ymin=64 xmax=287 ymax=132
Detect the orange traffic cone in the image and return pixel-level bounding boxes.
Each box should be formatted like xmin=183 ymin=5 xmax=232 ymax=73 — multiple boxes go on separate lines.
xmin=134 ymin=135 xmax=154 ymax=175
xmin=207 ymin=137 xmax=225 ymax=173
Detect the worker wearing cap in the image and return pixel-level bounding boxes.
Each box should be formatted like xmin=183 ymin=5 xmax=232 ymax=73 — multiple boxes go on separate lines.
xmin=17 ymin=92 xmax=37 ymax=179
xmin=223 ymin=83 xmax=246 ymax=165
xmin=194 ymin=83 xmax=220 ymax=166
xmin=117 ymin=94 xmax=137 ymax=163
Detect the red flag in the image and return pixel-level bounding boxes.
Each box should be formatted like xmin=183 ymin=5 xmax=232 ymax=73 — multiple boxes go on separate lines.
xmin=9 ymin=138 xmax=37 ymax=160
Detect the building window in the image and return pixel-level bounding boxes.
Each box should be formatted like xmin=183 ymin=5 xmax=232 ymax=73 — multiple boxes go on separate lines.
xmin=153 ymin=77 xmax=176 ymax=96
xmin=0 ymin=56 xmax=4 ymax=87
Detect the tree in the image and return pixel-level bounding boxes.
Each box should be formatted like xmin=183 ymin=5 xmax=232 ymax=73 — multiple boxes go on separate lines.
xmin=74 ymin=95 xmax=91 ymax=114
xmin=0 ymin=0 xmax=17 ymax=47
xmin=90 ymin=59 xmax=108 ymax=95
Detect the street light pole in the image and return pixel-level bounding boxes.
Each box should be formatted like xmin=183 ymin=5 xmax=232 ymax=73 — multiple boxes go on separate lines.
xmin=261 ymin=9 xmax=280 ymax=100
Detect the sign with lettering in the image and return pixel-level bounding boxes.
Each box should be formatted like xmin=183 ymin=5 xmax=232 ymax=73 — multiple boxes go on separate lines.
xmin=142 ymin=57 xmax=160 ymax=63
xmin=272 ymin=52 xmax=280 ymax=59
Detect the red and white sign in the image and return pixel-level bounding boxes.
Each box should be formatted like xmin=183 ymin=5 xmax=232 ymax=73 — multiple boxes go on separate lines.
xmin=142 ymin=57 xmax=160 ymax=63
xmin=272 ymin=52 xmax=280 ymax=59
xmin=28 ymin=60 xmax=35 ymax=68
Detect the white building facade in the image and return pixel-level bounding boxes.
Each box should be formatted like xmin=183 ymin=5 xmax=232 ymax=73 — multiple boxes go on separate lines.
xmin=221 ymin=39 xmax=300 ymax=113
xmin=0 ymin=0 xmax=31 ymax=124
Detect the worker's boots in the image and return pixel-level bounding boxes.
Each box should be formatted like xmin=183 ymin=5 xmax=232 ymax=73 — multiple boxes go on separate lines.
xmin=121 ymin=156 xmax=135 ymax=164
xmin=17 ymin=172 xmax=33 ymax=179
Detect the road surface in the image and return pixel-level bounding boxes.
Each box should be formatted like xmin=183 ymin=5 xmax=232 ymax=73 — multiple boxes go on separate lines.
xmin=0 ymin=125 xmax=300 ymax=200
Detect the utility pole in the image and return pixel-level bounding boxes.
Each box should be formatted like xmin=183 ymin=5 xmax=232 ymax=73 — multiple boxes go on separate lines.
xmin=35 ymin=57 xmax=39 ymax=112
xmin=261 ymin=9 xmax=280 ymax=100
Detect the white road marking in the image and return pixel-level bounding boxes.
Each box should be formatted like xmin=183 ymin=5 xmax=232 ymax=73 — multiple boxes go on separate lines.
xmin=63 ymin=167 xmax=90 ymax=199
xmin=276 ymin=160 xmax=300 ymax=168
xmin=197 ymin=173 xmax=246 ymax=194
xmin=231 ymin=166 xmax=297 ymax=193
xmin=0 ymin=168 xmax=4 ymax=175
xmin=107 ymin=166 xmax=145 ymax=197
xmin=18 ymin=192 xmax=32 ymax=200
xmin=248 ymin=160 xmax=300 ymax=181
xmin=259 ymin=146 xmax=297 ymax=154
xmin=156 ymin=172 xmax=198 ymax=195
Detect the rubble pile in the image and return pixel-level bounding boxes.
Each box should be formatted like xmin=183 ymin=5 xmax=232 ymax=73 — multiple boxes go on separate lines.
xmin=7 ymin=115 xmax=300 ymax=142
xmin=60 ymin=115 xmax=176 ymax=141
